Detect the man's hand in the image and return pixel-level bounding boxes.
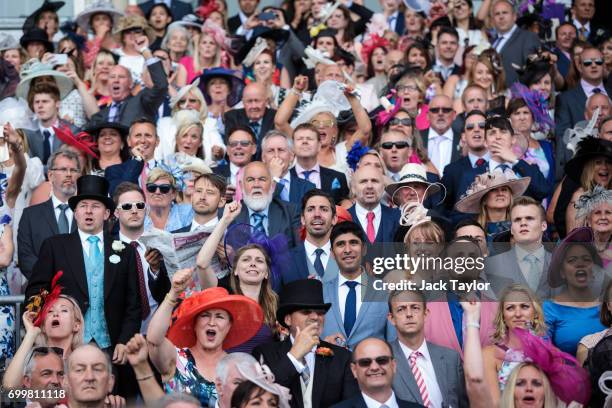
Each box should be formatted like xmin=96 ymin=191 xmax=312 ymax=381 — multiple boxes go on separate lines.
xmin=268 ymin=10 xmax=287 ymax=29
xmin=171 ymin=267 xmax=193 ymax=296
xmin=289 ymin=323 xmax=320 ymax=361
xmin=224 ymin=184 xmax=236 ymax=203
xmin=145 ymin=248 xmax=162 ymax=274
xmin=268 ymin=157 xmax=285 ymax=179
xmin=323 ymin=332 xmax=346 ymax=347
xmin=221 ymin=201 xmax=242 ymax=224
xmin=245 ymin=14 xmax=260 ymax=30
xmin=131 ymin=144 xmax=146 ymax=160
xmin=293 ymin=75 xmax=308 ymax=93
xmin=112 ymin=343 xmax=128 ymax=365
xmin=104 ymin=394 xmax=126 ymax=408
xmin=125 ymin=333 xmax=149 ymax=368
xmin=488 ymin=140 xmax=517 ymax=163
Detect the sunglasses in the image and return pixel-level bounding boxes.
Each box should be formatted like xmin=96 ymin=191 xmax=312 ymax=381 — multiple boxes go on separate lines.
xmin=381 ymin=141 xmax=410 ymax=149
xmin=582 ymin=58 xmax=604 ymax=67
xmin=311 ymin=119 xmax=336 ymax=128
xmin=389 ymin=118 xmax=413 ymax=127
xmin=465 ymin=122 xmax=486 ymax=130
xmin=228 ymin=140 xmax=253 ymax=148
xmin=146 ymin=184 xmax=173 ymax=194
xmin=354 ymin=356 xmax=393 ymax=368
xmin=429 ymin=107 xmax=453 ymax=114
xmin=27 ymin=346 xmax=64 ymax=364
xmin=119 ymin=202 xmax=146 ymax=211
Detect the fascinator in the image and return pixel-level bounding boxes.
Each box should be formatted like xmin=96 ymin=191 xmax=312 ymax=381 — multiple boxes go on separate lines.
xmin=196 ymin=0 xmax=220 ymax=20
xmin=0 ymin=98 xmax=36 ymax=130
xmin=574 ymin=185 xmax=612 ymax=220
xmin=201 ymin=19 xmax=231 ymax=50
xmin=402 ymin=0 xmax=431 ymax=14
xmin=0 ymin=33 xmax=19 ymax=52
xmin=376 ymin=92 xmax=401 ymax=128
xmin=360 ymin=34 xmax=389 ymax=66
xmin=152 ymin=159 xmax=188 ymax=192
xmin=510 ymin=83 xmax=553 ymax=133
xmin=514 ymin=328 xmax=591 ymax=405
xmin=302 ymin=46 xmax=334 ymax=69
xmin=224 ymin=223 xmax=290 ymax=292
xmin=176 ymin=14 xmax=204 ymax=30
xmin=319 ymin=1 xmax=342 ymax=21
xmin=170 ymin=78 xmax=203 ymax=109
xmin=564 ymin=108 xmax=600 ymax=156
xmin=26 ymin=271 xmax=64 ymax=327
xmin=238 ymin=360 xmax=292 ymax=408
xmin=365 ymin=14 xmax=390 ymax=37
xmin=54 ymin=125 xmax=99 ymax=159
xmin=290 ymin=80 xmax=352 ymax=128
xmin=400 ymin=202 xmax=431 ymax=228
xmin=346 ymin=141 xmax=371 ymax=171
xmin=242 ymin=37 xmax=269 ymax=68
xmin=59 ymin=21 xmax=88 ymax=52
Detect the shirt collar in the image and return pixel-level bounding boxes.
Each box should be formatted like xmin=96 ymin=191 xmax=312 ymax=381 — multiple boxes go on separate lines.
xmin=338 ymin=272 xmax=363 ymax=288
xmin=399 ymin=338 xmax=431 ymax=362
xmin=572 ymin=19 xmax=590 ymax=31
xmin=429 ymin=127 xmax=453 ymax=141
xmin=78 ymin=229 xmax=104 ymax=246
xmin=230 ymin=162 xmax=241 ymax=176
xmin=119 ymin=232 xmax=142 ymax=247
xmin=239 ymin=10 xmax=250 ymax=24
xmin=355 ymin=202 xmax=381 ymax=220
xmin=580 ymin=79 xmax=605 ymax=95
xmin=435 ymin=58 xmax=455 ymax=69
xmin=498 ymin=24 xmax=518 ymax=37
xmin=248 ymin=206 xmax=270 ymax=219
xmin=295 ymin=162 xmax=320 ymax=175
xmin=515 ymin=244 xmax=545 ymax=262
xmin=303 ymin=239 xmax=331 ymax=257
xmin=192 ymin=217 xmax=219 ymax=230
xmin=468 ymin=151 xmax=490 ymax=167
xmin=361 ymin=392 xmax=399 ymax=408
xmin=50 ymin=193 xmax=68 ymax=209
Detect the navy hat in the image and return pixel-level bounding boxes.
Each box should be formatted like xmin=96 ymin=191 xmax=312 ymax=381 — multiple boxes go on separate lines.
xmin=198 ymin=68 xmax=245 ymax=107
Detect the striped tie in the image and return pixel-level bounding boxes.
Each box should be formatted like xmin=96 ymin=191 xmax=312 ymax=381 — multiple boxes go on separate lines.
xmin=409 ymin=351 xmax=431 ymax=407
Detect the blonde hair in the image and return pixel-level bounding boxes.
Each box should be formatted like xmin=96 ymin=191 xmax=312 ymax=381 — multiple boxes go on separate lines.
xmin=39 ymin=294 xmax=84 ymax=353
xmin=468 ymin=51 xmax=507 ymax=95
xmin=500 ymin=362 xmax=558 ymax=408
xmin=172 ymin=87 xmax=209 ymax=119
xmin=491 ymin=284 xmax=547 ymax=343
xmin=403 ymin=220 xmax=445 ymax=246
xmin=477 ymin=188 xmax=512 ymax=228
xmin=174 ymin=121 xmax=204 ymax=159
xmin=581 ymin=157 xmax=612 ymax=191
xmin=193 ymin=32 xmax=221 ymax=73
xmin=147 ymin=167 xmax=177 ymax=188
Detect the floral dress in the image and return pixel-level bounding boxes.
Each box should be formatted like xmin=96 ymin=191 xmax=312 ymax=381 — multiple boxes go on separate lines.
xmin=0 ymin=172 xmax=14 ymax=359
xmin=497 ymin=345 xmax=525 ymax=391
xmin=164 ymin=348 xmax=217 ymax=407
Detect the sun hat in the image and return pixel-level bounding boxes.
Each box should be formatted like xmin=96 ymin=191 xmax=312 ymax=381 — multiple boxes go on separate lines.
xmin=238 ymin=362 xmax=292 ymax=408
xmin=76 ymin=0 xmax=124 ymax=32
xmin=16 ymin=60 xmax=74 ymax=100
xmin=167 ymin=287 xmax=264 ymax=349
xmin=385 ymin=163 xmax=441 ymax=205
xmin=198 ymin=67 xmax=244 ymax=107
xmin=113 ymin=15 xmax=156 ymax=43
xmin=19 ymin=28 xmax=54 ymax=54
xmin=547 ymin=227 xmax=603 ymax=288
xmin=68 ymin=175 xmax=115 ymax=211
xmin=454 ymin=169 xmax=531 ymax=214
xmin=22 ymin=0 xmax=65 ymax=33
xmin=276 ymin=279 xmax=331 ymax=328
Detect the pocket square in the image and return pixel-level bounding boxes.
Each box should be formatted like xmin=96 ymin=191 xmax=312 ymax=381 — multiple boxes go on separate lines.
xmin=331 ymin=178 xmax=341 ymax=189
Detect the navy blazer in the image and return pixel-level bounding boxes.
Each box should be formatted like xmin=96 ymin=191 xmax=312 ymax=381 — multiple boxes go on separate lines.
xmin=348 ymin=204 xmax=400 ymax=244
xmin=552 ymin=47 xmax=571 ymax=78
xmin=273 ymin=174 xmax=316 ymax=211
xmin=138 ymin=0 xmax=193 ymax=21
xmin=227 ymin=14 xmax=241 ymax=34
xmin=212 ymin=163 xmax=231 ymax=179
xmin=290 ymin=166 xmax=350 ymax=204
xmin=331 ymin=395 xmax=423 ymax=408
xmin=223 ymin=108 xmax=276 ymax=159
xmin=105 ymin=159 xmax=145 ymax=195
xmin=441 ymin=156 xmax=488 ymax=222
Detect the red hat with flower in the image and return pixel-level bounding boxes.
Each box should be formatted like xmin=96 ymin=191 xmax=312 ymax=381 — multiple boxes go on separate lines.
xmin=26 ymin=271 xmax=64 ymax=327
xmin=360 ymin=34 xmax=389 ymax=66
xmin=53 ymin=125 xmax=99 ymax=159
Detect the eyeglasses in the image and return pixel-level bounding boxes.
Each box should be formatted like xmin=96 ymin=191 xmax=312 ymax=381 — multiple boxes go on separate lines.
xmin=582 ymin=58 xmax=604 ymax=67
xmin=146 ymin=183 xmax=173 ymax=194
xmin=465 ymin=122 xmax=486 ymax=130
xmin=354 ymin=356 xmax=393 ymax=368
xmin=381 ymin=141 xmax=410 ymax=149
xmin=396 ymin=84 xmax=419 ymax=93
xmin=51 ymin=167 xmax=80 ymax=175
xmin=119 ymin=202 xmax=146 ymax=211
xmin=389 ymin=118 xmax=413 ymax=127
xmin=228 ymin=140 xmax=253 ymax=148
xmin=429 ymin=107 xmax=453 ymax=114
xmin=311 ymin=119 xmax=336 ymax=128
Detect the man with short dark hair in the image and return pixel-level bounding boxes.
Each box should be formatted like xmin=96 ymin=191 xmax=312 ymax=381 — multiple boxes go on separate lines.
xmin=433 ymin=27 xmax=460 ymax=82
xmin=228 ymin=0 xmax=260 ymax=34
xmin=174 ymin=174 xmax=227 ymax=233
xmin=139 ymin=0 xmax=193 ymax=21
xmin=552 ymin=22 xmax=577 ymax=77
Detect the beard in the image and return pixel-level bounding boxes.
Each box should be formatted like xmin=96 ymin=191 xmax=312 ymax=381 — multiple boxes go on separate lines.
xmin=243 ymin=189 xmax=274 ymax=212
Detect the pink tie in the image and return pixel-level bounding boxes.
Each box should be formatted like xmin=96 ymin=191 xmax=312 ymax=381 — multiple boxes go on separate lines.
xmin=234 ymin=167 xmax=244 ymax=202
xmin=409 ymin=351 xmax=431 ymax=407
xmin=366 ymin=211 xmax=375 ymax=243
xmin=140 ymin=162 xmax=149 ymax=188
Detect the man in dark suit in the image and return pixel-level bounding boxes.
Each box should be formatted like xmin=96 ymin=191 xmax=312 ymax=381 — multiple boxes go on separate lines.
xmin=331 ymin=338 xmax=424 ymax=408
xmin=18 ymin=150 xmax=80 ymax=279
xmin=552 ymin=22 xmax=577 ymax=78
xmin=231 ymin=161 xmax=301 ymax=247
xmin=228 ymin=0 xmax=260 ymax=34
xmin=173 ymin=173 xmax=226 ymax=233
xmin=90 ymin=49 xmax=168 ymax=128
xmin=571 ymin=0 xmax=609 ymax=44
xmin=262 ymin=130 xmax=315 ymax=211
xmin=26 ymin=175 xmax=142 ymax=357
xmin=451 ymin=84 xmax=489 ymax=139
xmin=291 ymin=123 xmax=350 ymax=204
xmin=253 ymin=279 xmax=359 ymax=408
xmin=138 ymin=0 xmax=192 ymax=21
xmin=348 ymin=166 xmax=400 ymax=244
xmin=490 ymin=0 xmax=541 ymax=87
xmin=284 ymin=189 xmax=339 ymax=284
xmin=432 ymin=27 xmax=461 ymax=82
xmin=388 ymin=290 xmax=467 ymax=407
xmin=224 ymin=83 xmax=276 ymax=159
xmin=213 ymin=126 xmax=257 ymax=203
xmin=380 ymin=0 xmax=405 ymax=35
xmin=422 ymin=95 xmax=462 ymax=175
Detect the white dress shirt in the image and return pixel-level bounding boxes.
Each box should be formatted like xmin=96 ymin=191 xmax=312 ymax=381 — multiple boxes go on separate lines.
xmin=386 ymin=11 xmax=399 ymax=32
xmin=229 ymin=162 xmax=241 ymax=186
xmin=572 ymin=18 xmax=591 ymax=38
xmin=190 ymin=217 xmax=219 ymax=232
xmin=427 ymin=128 xmax=454 ymax=174
xmin=398 ymin=340 xmax=444 ymax=408
xmin=362 ymin=391 xmax=400 ymax=408
xmin=515 ymin=244 xmax=546 ymax=288
xmin=355 ymin=203 xmax=382 ymax=239
xmin=78 ymin=230 xmax=104 ymax=257
xmin=51 ymin=193 xmax=73 ymax=230
xmin=304 ymin=239 xmax=331 ymax=271
xmin=494 ymin=24 xmax=518 ymax=52
xmin=294 ymin=163 xmax=322 ymax=189
xmin=338 ymin=273 xmax=363 ymax=323
xmin=286 ymin=336 xmax=316 ymax=377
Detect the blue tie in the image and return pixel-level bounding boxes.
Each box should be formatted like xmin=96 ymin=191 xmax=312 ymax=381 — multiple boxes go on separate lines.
xmin=42 ymin=130 xmax=51 ymax=165
xmin=344 ymin=281 xmax=358 ymax=336
xmin=252 ymin=212 xmax=266 ymax=235
xmin=496 ymin=164 xmax=510 ymax=173
xmin=249 ymin=121 xmax=261 ymax=138
xmin=313 ymin=248 xmax=325 ymax=277
xmin=279 ymin=178 xmax=290 ymax=201
xmin=302 ymin=170 xmax=314 ymax=181
xmin=87 ymin=235 xmax=102 ymax=264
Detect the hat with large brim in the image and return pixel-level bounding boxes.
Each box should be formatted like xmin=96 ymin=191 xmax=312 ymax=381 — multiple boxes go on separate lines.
xmin=564 ymin=137 xmax=612 ymax=185
xmin=76 ymin=0 xmax=124 ymax=32
xmin=548 ymin=227 xmax=602 ymax=288
xmin=175 ymin=14 xmax=203 ymax=30
xmin=22 ymin=0 xmax=65 ymax=33
xmin=234 ymin=26 xmax=289 ymax=65
xmin=112 ymin=15 xmax=156 ymax=43
xmin=16 ymin=60 xmax=74 ymax=100
xmin=68 ymin=175 xmax=115 ymax=211
xmin=170 ymin=78 xmax=201 ymax=109
xmin=167 ymin=287 xmax=264 ymax=349
xmin=276 ymin=279 xmax=331 ymax=328
xmin=198 ymin=68 xmax=244 ymax=107
xmin=455 ymin=170 xmax=531 ymax=214
xmin=19 ymin=28 xmax=54 ymax=54
xmin=385 ymin=163 xmax=440 ymax=205
xmin=86 ymin=121 xmax=129 ymax=140
xmin=53 ymin=125 xmax=99 ymax=159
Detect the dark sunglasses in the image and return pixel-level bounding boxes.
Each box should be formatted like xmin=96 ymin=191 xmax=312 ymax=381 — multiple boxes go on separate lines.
xmin=582 ymin=58 xmax=604 ymax=67
xmin=146 ymin=184 xmax=173 ymax=194
xmin=465 ymin=122 xmax=486 ymax=130
xmin=389 ymin=118 xmax=413 ymax=127
xmin=27 ymin=346 xmax=64 ymax=364
xmin=429 ymin=107 xmax=453 ymax=114
xmin=354 ymin=356 xmax=393 ymax=368
xmin=228 ymin=140 xmax=253 ymax=148
xmin=381 ymin=141 xmax=410 ymax=150
xmin=119 ymin=202 xmax=146 ymax=211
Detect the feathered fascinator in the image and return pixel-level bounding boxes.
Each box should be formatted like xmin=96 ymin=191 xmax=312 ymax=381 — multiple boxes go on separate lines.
xmin=302 ymin=46 xmax=334 ymax=69
xmin=480 ymin=49 xmax=503 ymax=75
xmin=242 ymin=37 xmax=269 ymax=68
xmin=0 ymin=98 xmax=36 ymax=130
xmin=53 ymin=125 xmax=99 ymax=159
xmin=201 ymin=19 xmax=231 ymax=50
xmin=290 ymin=80 xmax=353 ymax=128
xmin=400 ymin=202 xmax=431 ymax=228
xmin=224 ymin=224 xmax=290 ymax=293
xmin=564 ymin=107 xmax=600 ymax=155
xmin=319 ymin=1 xmax=342 ymax=21
xmin=173 ymin=108 xmax=202 ymax=128
xmin=238 ymin=359 xmax=292 ymax=408
xmin=574 ymin=185 xmax=612 ymax=220
xmin=59 ymin=20 xmax=87 ymax=51
xmin=360 ymin=34 xmax=389 ymax=66
xmin=196 ymin=0 xmax=220 ymax=20
xmin=26 ymin=271 xmax=64 ymax=327
xmin=376 ymin=91 xmax=401 ymax=128
xmin=154 ymin=160 xmax=187 ymax=192
xmin=510 ymin=82 xmax=554 ymax=133
xmin=346 ymin=141 xmax=371 ymax=171
xmin=514 ymin=328 xmax=591 ymax=405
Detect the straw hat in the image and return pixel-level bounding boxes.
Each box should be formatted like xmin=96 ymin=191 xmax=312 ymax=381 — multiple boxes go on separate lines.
xmin=76 ymin=0 xmax=124 ymax=32
xmin=454 ymin=169 xmax=531 ymax=214
xmin=385 ymin=163 xmax=440 ymax=205
xmin=16 ymin=60 xmax=74 ymax=100
xmin=167 ymin=287 xmax=264 ymax=349
xmin=112 ymin=15 xmax=156 ymax=43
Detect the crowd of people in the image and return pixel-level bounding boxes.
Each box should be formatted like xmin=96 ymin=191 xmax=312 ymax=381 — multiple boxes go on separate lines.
xmin=0 ymin=0 xmax=611 ymax=406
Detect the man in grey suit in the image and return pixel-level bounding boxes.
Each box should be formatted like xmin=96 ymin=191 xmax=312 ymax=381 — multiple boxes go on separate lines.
xmin=388 ymin=290 xmax=468 ymax=408
xmin=18 ymin=150 xmax=79 ymax=279
xmin=490 ymin=0 xmax=541 ymax=87
xmin=485 ymin=196 xmax=553 ymax=298
xmin=322 ymin=222 xmax=396 ymax=350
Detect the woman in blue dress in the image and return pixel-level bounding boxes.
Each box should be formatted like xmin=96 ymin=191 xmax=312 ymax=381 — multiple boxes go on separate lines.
xmin=143 ymin=167 xmax=194 ymax=232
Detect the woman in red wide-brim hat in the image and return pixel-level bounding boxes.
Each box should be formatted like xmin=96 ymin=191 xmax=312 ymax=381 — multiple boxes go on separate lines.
xmin=147 ymin=268 xmax=263 ymax=407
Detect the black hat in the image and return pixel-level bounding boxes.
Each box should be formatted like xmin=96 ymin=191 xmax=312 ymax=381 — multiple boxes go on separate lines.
xmin=23 ymin=0 xmax=65 ymax=33
xmin=565 ymin=137 xmax=612 ymax=184
xmin=68 ymin=175 xmax=115 ymax=211
xmin=20 ymin=28 xmax=54 ymax=53
xmin=234 ymin=27 xmax=289 ymax=65
xmin=86 ymin=121 xmax=129 ymax=140
xmin=276 ymin=279 xmax=331 ymax=328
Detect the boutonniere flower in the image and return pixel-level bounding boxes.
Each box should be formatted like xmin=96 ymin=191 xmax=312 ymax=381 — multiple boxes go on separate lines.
xmin=112 ymin=240 xmax=125 ymax=252
xmin=109 ymin=254 xmax=121 ymax=264
xmin=597 ymin=29 xmax=604 ymax=36
xmin=315 ymin=347 xmax=334 ymax=357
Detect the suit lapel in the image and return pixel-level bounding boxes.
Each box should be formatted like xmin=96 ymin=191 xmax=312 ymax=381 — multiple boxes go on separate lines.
xmin=500 ymin=28 xmax=520 ymax=53
xmin=392 ymin=340 xmax=423 ymax=404
xmin=236 ymin=204 xmax=250 ymax=225
xmin=66 ymin=232 xmax=89 ymax=297
xmin=326 ymin=277 xmax=347 ymax=338
xmin=43 ymin=199 xmax=59 ymax=235
xmin=268 ymin=201 xmax=282 ymax=236
xmin=312 ymin=349 xmax=331 ymax=407
xmin=427 ymin=342 xmax=448 ymax=401
xmin=103 ymin=233 xmax=117 ymax=299
xmin=348 ymin=206 xmax=364 ymax=232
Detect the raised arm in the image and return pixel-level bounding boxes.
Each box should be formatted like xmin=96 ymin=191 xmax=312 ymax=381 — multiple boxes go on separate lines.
xmin=344 ymin=86 xmax=372 ymax=146
xmin=126 ymin=333 xmax=165 ymax=405
xmin=2 ymin=312 xmax=40 ymax=389
xmin=275 ymin=75 xmax=309 ymax=137
xmin=4 ymin=124 xmax=27 ymax=209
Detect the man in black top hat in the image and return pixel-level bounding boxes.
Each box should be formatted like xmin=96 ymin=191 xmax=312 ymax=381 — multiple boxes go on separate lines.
xmin=253 ymin=279 xmax=359 ymax=408
xmin=26 ymin=175 xmax=142 ymax=367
